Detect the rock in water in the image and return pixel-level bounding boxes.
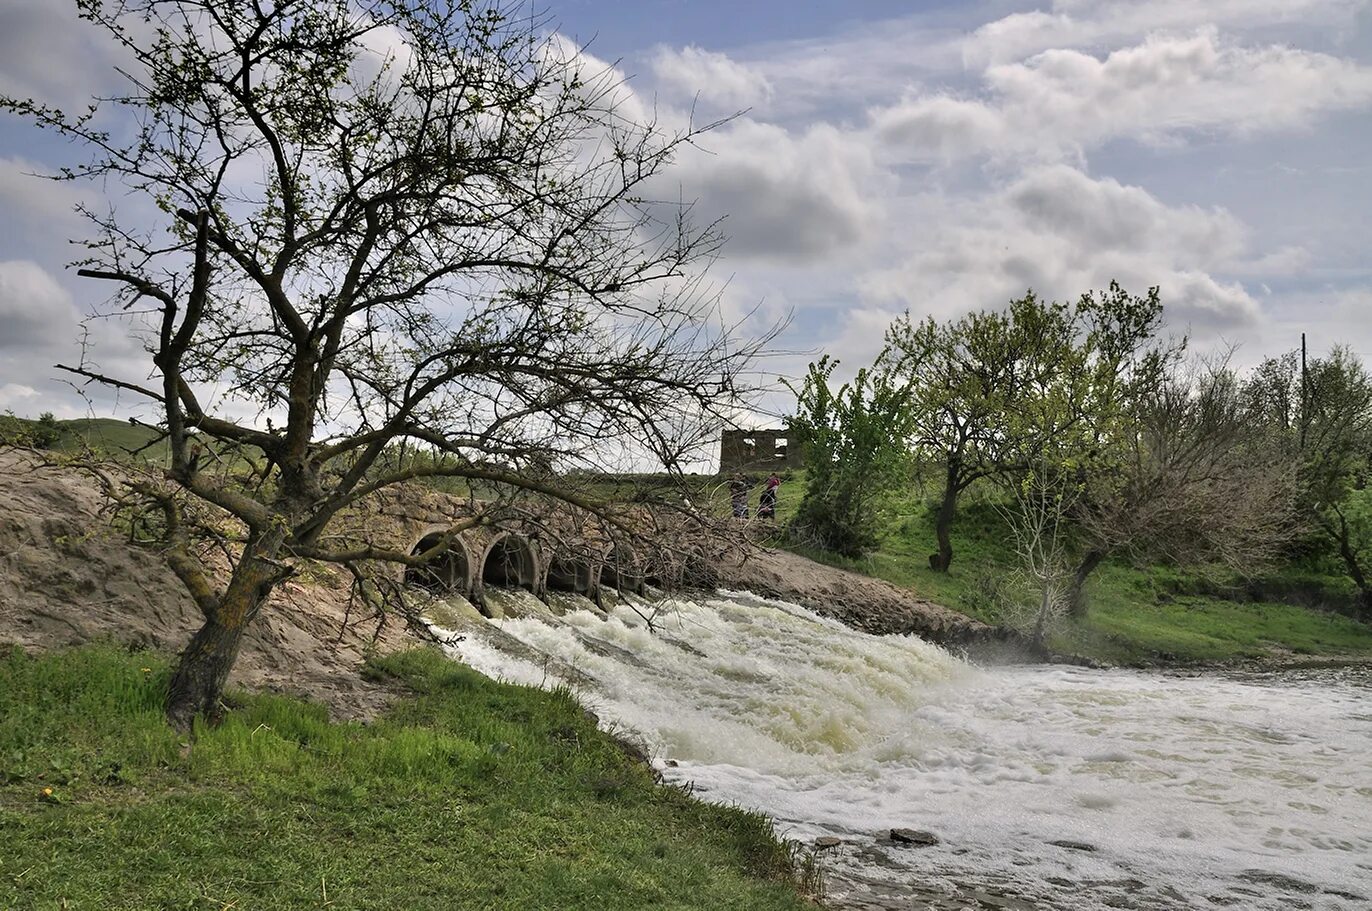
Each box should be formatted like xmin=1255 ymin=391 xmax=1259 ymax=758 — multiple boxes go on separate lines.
xmin=1049 ymin=840 xmax=1097 ymax=853
xmin=890 ymin=828 xmax=939 ymax=846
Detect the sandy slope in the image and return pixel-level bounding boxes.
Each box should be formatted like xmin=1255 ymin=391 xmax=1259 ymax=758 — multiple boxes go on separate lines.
xmin=0 ymin=450 xmax=418 ymax=718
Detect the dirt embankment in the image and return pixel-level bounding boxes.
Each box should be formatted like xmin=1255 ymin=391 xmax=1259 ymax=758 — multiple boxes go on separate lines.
xmin=0 ymin=451 xmax=420 ymax=719
xmin=713 ymin=544 xmax=1043 ymax=662
xmin=0 ymin=450 xmax=1024 ymax=719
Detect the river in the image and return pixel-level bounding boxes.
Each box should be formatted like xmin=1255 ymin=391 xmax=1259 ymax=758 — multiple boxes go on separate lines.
xmin=437 ymin=589 xmax=1372 ymax=910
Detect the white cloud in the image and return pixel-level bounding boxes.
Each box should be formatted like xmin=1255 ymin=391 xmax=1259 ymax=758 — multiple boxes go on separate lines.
xmin=651 ymin=45 xmax=773 ymax=110
xmin=0 ymin=2 xmax=118 ymax=108
xmin=875 ymin=30 xmax=1372 ymax=163
xmin=3 ymin=2 xmax=1370 ymax=419
xmin=666 ymin=119 xmax=888 ymax=263
xmin=0 ymin=383 xmax=39 ymax=411
xmin=963 ymin=0 xmax=1369 ymax=66
xmin=0 ymin=260 xmax=82 ymax=349
xmin=858 ymin=166 xmax=1263 ymax=352
xmin=870 ymin=94 xmax=1005 ymax=163
xmin=1004 ymin=165 xmax=1249 ymax=268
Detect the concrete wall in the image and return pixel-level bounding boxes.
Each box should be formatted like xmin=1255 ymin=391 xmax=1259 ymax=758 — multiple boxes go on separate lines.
xmin=719 ymin=428 xmax=803 ymax=473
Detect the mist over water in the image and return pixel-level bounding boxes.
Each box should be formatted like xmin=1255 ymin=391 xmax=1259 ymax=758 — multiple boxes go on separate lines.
xmin=438 ymin=590 xmax=1372 ymax=910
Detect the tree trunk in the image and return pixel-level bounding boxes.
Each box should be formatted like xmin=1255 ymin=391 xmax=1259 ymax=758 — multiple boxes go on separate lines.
xmin=166 ymin=566 xmax=277 ymax=731
xmin=164 ymin=520 xmax=291 ymax=730
xmin=1334 ymin=532 xmax=1372 ymax=623
xmin=165 ymin=614 xmax=254 ymax=731
xmin=1032 ymin=584 xmax=1052 ymax=646
xmin=929 ymin=464 xmax=959 ymax=572
xmin=1067 ymin=548 xmax=1107 ymax=618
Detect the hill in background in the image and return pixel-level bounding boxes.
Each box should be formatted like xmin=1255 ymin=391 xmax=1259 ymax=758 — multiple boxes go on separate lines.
xmin=0 ymin=414 xmax=168 ymax=460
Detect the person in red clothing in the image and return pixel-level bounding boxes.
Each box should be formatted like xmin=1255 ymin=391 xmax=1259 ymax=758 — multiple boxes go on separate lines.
xmin=758 ymin=472 xmax=781 ymax=519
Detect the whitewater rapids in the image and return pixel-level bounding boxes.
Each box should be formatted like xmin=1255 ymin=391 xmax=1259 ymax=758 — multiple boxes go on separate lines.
xmin=436 ymin=589 xmax=1372 ymax=910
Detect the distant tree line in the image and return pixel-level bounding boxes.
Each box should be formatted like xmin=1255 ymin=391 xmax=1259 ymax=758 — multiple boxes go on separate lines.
xmin=787 ymin=284 xmax=1372 ymax=637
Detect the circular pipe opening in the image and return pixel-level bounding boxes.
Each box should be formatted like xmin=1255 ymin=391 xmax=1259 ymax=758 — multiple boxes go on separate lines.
xmin=481 ymin=534 xmax=537 ymax=591
xmin=546 ymin=554 xmax=595 ymax=595
xmin=405 ymin=533 xmax=470 ymax=593
xmin=600 ymin=545 xmax=643 ymax=593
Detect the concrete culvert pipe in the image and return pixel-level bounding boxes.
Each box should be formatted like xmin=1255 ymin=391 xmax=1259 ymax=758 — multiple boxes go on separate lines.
xmin=481 ymin=533 xmax=538 ymax=591
xmin=545 ymin=553 xmax=597 ymax=596
xmin=643 ymin=552 xmax=685 ymax=592
xmin=405 ymin=532 xmax=470 ymax=593
xmin=599 ymin=544 xmax=643 ymax=594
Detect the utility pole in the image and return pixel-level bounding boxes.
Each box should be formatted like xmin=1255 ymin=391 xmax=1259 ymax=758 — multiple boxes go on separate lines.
xmin=1300 ymin=332 xmax=1308 ymax=451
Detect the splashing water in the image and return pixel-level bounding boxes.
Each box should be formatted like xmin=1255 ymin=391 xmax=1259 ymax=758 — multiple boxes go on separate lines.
xmin=438 ymin=589 xmax=1372 ymax=910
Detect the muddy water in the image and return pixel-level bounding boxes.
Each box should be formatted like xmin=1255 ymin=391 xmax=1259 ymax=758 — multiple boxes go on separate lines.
xmin=435 ymin=589 xmax=1372 ymax=910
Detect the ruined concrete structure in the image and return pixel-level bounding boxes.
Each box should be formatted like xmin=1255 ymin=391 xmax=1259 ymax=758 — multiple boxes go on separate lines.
xmin=718 ymin=428 xmax=803 ymax=474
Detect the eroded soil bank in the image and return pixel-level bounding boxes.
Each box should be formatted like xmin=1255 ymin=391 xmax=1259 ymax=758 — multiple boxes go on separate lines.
xmin=0 ymin=451 xmax=418 ymax=718
xmin=1 ymin=450 xmax=1012 ymax=712
xmin=712 ymin=543 xmax=1041 ymax=662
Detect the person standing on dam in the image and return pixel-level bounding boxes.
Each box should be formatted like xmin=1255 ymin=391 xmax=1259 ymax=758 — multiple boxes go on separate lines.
xmin=758 ymin=472 xmax=781 ymax=520
xmin=729 ymin=473 xmax=750 ymax=519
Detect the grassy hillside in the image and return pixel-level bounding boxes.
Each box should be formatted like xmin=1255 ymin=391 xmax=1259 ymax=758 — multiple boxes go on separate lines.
xmin=0 ymin=415 xmax=168 ymax=460
xmin=0 ymin=645 xmax=814 ymax=911
xmin=767 ymin=474 xmax=1372 ymax=665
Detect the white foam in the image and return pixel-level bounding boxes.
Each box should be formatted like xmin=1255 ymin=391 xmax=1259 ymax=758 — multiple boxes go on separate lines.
xmin=442 ymin=590 xmax=1372 ymax=910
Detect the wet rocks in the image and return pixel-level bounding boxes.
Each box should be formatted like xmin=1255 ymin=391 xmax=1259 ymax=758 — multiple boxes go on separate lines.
xmin=889 ymin=828 xmax=940 ymax=847
xmin=1048 ymin=839 xmax=1097 ymax=852
xmin=1238 ymin=870 xmax=1320 ymax=894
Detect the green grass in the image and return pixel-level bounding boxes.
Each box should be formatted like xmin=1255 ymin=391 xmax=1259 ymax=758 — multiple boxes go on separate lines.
xmin=0 ymin=415 xmax=168 ymax=460
xmin=776 ymin=481 xmax=1372 ymax=666
xmin=0 ymin=646 xmax=813 ymax=911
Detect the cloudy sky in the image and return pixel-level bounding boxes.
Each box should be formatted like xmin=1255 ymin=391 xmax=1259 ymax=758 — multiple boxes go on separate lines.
xmin=2 ymin=0 xmax=1371 ymax=422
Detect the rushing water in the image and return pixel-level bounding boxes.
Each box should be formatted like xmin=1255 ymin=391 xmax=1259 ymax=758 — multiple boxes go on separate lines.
xmin=434 ymin=589 xmax=1372 ymax=910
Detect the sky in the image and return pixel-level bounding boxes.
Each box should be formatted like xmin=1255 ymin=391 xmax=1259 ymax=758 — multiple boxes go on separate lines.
xmin=2 ymin=0 xmax=1371 ymax=425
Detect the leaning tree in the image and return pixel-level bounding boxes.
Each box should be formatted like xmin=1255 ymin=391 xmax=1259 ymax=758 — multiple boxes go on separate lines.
xmin=3 ymin=0 xmax=768 ymax=728
xmin=1245 ymin=347 xmax=1372 ymax=616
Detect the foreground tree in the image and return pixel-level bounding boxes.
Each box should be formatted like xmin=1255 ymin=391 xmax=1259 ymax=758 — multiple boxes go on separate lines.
xmin=786 ymin=356 xmax=910 ymax=558
xmin=4 ymin=0 xmax=766 ymax=728
xmin=999 ymin=455 xmax=1082 ymax=647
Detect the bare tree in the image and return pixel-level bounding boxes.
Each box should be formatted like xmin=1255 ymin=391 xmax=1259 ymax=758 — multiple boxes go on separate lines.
xmin=1067 ymin=355 xmax=1301 ymax=615
xmin=999 ymin=456 xmax=1081 ymax=647
xmin=3 ymin=0 xmax=771 ymax=728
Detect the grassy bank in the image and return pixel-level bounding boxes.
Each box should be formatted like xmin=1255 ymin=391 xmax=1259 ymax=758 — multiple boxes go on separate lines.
xmin=769 ymin=477 xmax=1372 ymax=665
xmin=0 ymin=416 xmax=166 ymax=458
xmin=0 ymin=646 xmax=813 ymax=911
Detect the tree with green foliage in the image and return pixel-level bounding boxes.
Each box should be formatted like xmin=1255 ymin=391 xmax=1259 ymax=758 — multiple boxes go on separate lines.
xmin=31 ymin=413 xmax=63 ymax=449
xmin=785 ymin=356 xmax=910 ymax=558
xmin=0 ymin=412 xmax=64 ymax=449
xmin=884 ymin=283 xmax=1164 ymax=573
xmin=1245 ymin=346 xmax=1372 ymax=617
xmin=3 ymin=0 xmax=768 ymax=728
